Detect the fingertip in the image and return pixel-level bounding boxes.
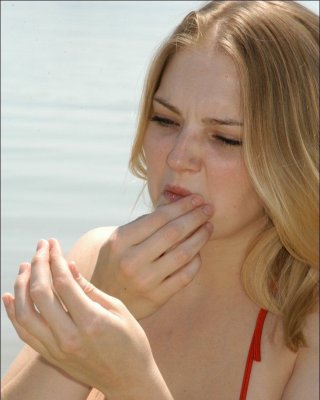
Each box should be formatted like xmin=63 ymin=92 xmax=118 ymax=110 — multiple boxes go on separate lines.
xmin=36 ymin=239 xmax=48 ymax=251
xmin=48 ymin=238 xmax=63 ymax=257
xmin=204 ymin=221 xmax=213 ymax=233
xmin=2 ymin=293 xmax=14 ymax=308
xmin=18 ymin=262 xmax=31 ymax=275
xmin=48 ymin=238 xmax=58 ymax=247
xmin=68 ymin=261 xmax=80 ymax=279
xmin=191 ymin=194 xmax=204 ymax=206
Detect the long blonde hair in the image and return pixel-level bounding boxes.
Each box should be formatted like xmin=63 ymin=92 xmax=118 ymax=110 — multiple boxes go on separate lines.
xmin=129 ymin=0 xmax=319 ymax=351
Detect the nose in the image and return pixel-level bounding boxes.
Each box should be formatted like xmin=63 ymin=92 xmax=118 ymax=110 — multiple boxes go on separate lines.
xmin=166 ymin=130 xmax=202 ymax=173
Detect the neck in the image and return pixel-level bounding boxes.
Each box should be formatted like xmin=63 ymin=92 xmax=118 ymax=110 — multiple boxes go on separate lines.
xmin=186 ymin=216 xmax=268 ymax=304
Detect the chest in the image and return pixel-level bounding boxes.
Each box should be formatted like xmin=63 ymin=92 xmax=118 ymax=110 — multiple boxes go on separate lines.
xmin=140 ymin=309 xmax=296 ymax=400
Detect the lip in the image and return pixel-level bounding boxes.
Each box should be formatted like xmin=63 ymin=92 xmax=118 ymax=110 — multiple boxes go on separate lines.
xmin=163 ymin=184 xmax=193 ymax=202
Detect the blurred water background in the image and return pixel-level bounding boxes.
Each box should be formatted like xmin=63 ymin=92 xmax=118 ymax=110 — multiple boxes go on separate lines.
xmin=1 ymin=0 xmax=318 ymax=378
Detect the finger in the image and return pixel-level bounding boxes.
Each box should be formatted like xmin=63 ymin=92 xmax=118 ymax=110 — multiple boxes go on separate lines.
xmin=49 ymin=239 xmax=112 ymax=324
xmin=15 ymin=262 xmax=51 ymax=333
xmin=119 ymin=194 xmax=206 ymax=244
xmin=155 ymin=255 xmax=202 ymax=300
xmin=9 ymin=263 xmax=65 ymax=354
xmin=2 ymin=294 xmax=56 ymax=359
xmin=131 ymin=205 xmax=213 ymax=264
xmin=151 ymin=222 xmax=212 ymax=282
xmin=69 ymin=261 xmax=124 ymax=312
xmin=15 ymin=262 xmax=73 ymax=347
xmin=29 ymin=241 xmax=76 ymax=336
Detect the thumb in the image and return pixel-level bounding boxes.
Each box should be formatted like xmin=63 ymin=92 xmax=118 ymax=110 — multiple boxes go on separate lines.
xmin=68 ymin=261 xmax=120 ymax=310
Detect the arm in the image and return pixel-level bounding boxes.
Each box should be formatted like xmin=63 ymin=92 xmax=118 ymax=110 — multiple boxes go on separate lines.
xmin=281 ymin=310 xmax=319 ymax=400
xmin=1 ymin=227 xmax=113 ymax=400
xmin=1 ymin=346 xmax=90 ymax=400
xmin=3 ymin=239 xmax=174 ymax=400
xmin=2 ymin=195 xmax=212 ymax=399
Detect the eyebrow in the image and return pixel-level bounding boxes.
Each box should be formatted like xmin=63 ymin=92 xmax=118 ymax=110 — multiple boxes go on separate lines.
xmin=153 ymin=97 xmax=243 ymax=127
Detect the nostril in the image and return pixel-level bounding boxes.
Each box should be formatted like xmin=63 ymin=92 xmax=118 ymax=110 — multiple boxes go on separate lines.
xmin=167 ymin=150 xmax=201 ymax=172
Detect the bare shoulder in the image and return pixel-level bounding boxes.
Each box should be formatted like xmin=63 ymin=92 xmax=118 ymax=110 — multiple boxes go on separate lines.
xmin=66 ymin=226 xmax=118 ymax=280
xmin=281 ymin=308 xmax=319 ymax=400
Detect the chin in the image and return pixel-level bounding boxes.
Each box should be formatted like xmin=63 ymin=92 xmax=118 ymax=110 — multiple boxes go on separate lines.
xmin=152 ymin=193 xmax=166 ymax=208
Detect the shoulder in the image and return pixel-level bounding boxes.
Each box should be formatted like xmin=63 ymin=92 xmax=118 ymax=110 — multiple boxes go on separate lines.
xmin=66 ymin=226 xmax=118 ymax=280
xmin=281 ymin=308 xmax=319 ymax=400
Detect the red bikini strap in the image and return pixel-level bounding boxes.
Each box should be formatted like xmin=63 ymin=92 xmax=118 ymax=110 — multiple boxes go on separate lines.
xmin=239 ymin=308 xmax=268 ymax=400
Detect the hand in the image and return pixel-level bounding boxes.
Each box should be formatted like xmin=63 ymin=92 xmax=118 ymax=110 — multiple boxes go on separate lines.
xmin=2 ymin=239 xmax=172 ymax=400
xmin=91 ymin=195 xmax=213 ymax=319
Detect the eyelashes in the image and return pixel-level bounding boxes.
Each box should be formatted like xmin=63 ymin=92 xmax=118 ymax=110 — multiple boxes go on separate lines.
xmin=150 ymin=115 xmax=179 ymax=127
xmin=150 ymin=115 xmax=242 ymax=147
xmin=213 ymin=135 xmax=242 ymax=146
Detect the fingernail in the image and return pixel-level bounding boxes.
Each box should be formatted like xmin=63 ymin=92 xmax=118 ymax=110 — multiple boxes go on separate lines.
xmin=191 ymin=195 xmax=203 ymax=206
xmin=37 ymin=239 xmax=47 ymax=250
xmin=18 ymin=263 xmax=27 ymax=274
xmin=205 ymin=222 xmax=213 ymax=233
xmin=2 ymin=296 xmax=11 ymax=308
xmin=69 ymin=262 xmax=80 ymax=279
xmin=202 ymin=205 xmax=213 ymax=216
xmin=189 ymin=261 xmax=201 ymax=274
xmin=49 ymin=238 xmax=58 ymax=249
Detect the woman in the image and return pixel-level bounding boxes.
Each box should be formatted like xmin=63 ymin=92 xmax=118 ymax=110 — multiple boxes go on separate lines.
xmin=2 ymin=1 xmax=318 ymax=399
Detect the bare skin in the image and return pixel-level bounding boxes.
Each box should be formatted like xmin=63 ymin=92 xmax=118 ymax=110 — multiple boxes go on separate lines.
xmin=2 ymin=46 xmax=319 ymax=400
xmin=1 ymin=227 xmax=318 ymax=400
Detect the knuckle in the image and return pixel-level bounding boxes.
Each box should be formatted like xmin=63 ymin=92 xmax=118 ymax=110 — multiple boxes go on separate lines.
xmin=31 ymin=254 xmax=43 ymax=265
xmin=166 ymin=223 xmax=183 ymax=241
xmin=16 ymin=329 xmax=30 ymax=344
xmin=196 ymin=206 xmax=211 ymax=221
xmin=111 ymin=296 xmax=126 ymax=309
xmin=30 ymin=282 xmax=50 ymax=301
xmin=118 ymin=252 xmax=136 ymax=278
xmin=14 ymin=276 xmax=25 ymax=292
xmin=133 ymin=270 xmax=154 ymax=294
xmin=59 ymin=334 xmax=81 ymax=354
xmin=52 ymin=275 xmax=69 ymax=291
xmin=79 ymin=278 xmax=94 ymax=295
xmin=175 ymin=246 xmax=191 ymax=264
xmin=83 ymin=316 xmax=103 ymax=336
xmin=50 ymin=349 xmax=67 ymax=362
xmin=134 ymin=276 xmax=150 ymax=294
xmin=153 ymin=206 xmax=169 ymax=226
xmin=15 ymin=308 xmax=29 ymax=326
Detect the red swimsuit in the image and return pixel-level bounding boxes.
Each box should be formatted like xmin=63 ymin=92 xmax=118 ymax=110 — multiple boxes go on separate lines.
xmin=239 ymin=308 xmax=268 ymax=400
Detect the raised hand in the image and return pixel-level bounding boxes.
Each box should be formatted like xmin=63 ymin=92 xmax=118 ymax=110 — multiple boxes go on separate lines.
xmin=2 ymin=239 xmax=173 ymax=400
xmin=91 ymin=194 xmax=213 ymax=319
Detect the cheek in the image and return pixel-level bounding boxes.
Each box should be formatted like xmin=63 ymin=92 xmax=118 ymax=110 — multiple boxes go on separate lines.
xmin=206 ymin=159 xmax=264 ymax=218
xmin=144 ymin=127 xmax=173 ymax=157
xmin=143 ymin=130 xmax=169 ymax=202
xmin=144 ymin=131 xmax=160 ymax=163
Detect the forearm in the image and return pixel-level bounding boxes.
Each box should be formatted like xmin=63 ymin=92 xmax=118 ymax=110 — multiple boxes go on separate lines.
xmin=103 ymin=361 xmax=174 ymax=400
xmin=1 ymin=347 xmax=91 ymax=400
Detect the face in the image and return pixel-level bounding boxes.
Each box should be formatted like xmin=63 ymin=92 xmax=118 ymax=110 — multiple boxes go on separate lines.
xmin=143 ymin=45 xmax=266 ymax=242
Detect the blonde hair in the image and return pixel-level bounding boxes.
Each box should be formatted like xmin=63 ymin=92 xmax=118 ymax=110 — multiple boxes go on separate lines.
xmin=129 ymin=0 xmax=319 ymax=351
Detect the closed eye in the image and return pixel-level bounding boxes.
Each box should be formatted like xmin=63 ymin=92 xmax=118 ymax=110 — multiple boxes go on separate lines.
xmin=213 ymin=135 xmax=242 ymax=146
xmin=150 ymin=115 xmax=179 ymax=127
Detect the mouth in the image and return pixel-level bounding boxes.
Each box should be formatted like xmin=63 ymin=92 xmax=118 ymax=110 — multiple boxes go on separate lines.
xmin=163 ymin=184 xmax=193 ymax=203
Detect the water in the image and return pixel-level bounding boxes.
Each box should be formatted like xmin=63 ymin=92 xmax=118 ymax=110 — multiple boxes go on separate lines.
xmin=1 ymin=0 xmax=203 ymax=376
xmin=1 ymin=0 xmax=318 ymax=378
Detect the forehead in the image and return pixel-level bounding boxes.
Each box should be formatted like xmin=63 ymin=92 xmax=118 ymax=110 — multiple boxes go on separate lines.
xmin=156 ymin=46 xmax=241 ymax=119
